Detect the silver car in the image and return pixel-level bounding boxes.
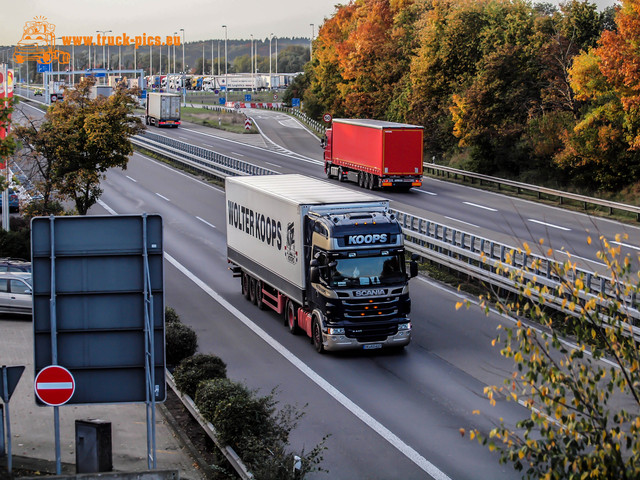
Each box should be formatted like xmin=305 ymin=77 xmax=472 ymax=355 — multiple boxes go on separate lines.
xmin=0 ymin=272 xmax=32 ymax=316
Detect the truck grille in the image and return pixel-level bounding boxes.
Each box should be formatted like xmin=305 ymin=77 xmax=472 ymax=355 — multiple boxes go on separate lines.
xmin=342 ymin=295 xmax=399 ymax=321
xmin=345 ymin=323 xmax=398 ymax=342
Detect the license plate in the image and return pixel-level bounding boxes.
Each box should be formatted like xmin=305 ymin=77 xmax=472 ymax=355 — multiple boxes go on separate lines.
xmin=363 ymin=344 xmax=382 ymax=350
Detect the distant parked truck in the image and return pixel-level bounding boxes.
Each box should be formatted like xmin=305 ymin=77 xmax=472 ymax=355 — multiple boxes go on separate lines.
xmin=145 ymin=92 xmax=181 ymax=127
xmin=324 ymin=119 xmax=424 ymax=191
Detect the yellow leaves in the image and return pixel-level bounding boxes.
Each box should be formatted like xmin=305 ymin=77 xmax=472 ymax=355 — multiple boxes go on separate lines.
xmin=523 ymin=242 xmax=531 ymax=256
xmin=587 ymin=236 xmax=592 ymax=245
xmin=459 ymin=428 xmax=465 ymax=437
xmin=469 ymin=430 xmax=476 ymax=440
xmin=472 ymin=410 xmax=480 ymax=415
xmin=455 ymin=301 xmax=463 ymax=311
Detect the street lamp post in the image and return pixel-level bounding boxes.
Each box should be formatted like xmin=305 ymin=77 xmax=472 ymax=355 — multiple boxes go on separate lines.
xmin=180 ymin=28 xmax=185 ymax=74
xmin=250 ymin=34 xmax=253 ymax=92
xmin=96 ymin=29 xmax=111 ymax=82
xmin=173 ymin=32 xmax=177 ymax=75
xmin=269 ymin=33 xmax=273 ymax=91
xmin=222 ymin=25 xmax=228 ymax=102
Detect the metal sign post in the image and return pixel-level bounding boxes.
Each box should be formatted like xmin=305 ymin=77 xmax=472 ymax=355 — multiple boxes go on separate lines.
xmin=1 ymin=365 xmax=25 ymax=474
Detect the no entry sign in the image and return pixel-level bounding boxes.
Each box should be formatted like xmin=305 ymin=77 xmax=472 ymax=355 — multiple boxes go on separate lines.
xmin=34 ymin=365 xmax=75 ymax=406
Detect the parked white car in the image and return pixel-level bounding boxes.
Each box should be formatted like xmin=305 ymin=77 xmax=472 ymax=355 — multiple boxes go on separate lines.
xmin=0 ymin=272 xmax=32 ymax=316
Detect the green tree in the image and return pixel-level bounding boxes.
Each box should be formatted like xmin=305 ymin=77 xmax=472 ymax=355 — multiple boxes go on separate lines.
xmin=461 ymin=236 xmax=640 ymax=479
xmin=14 ymin=77 xmax=144 ymax=215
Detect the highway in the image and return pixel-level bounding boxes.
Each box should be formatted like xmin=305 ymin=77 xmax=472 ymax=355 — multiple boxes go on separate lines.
xmin=151 ymin=107 xmax=640 ymax=273
xmin=12 ymin=91 xmax=640 ymax=478
xmin=94 ymin=151 xmax=523 ymax=479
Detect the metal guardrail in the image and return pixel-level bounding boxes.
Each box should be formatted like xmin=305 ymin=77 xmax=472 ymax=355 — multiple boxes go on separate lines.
xmin=391 ymin=208 xmax=640 ymax=334
xmin=424 ymin=164 xmax=640 ymax=221
xmin=132 ymin=131 xmax=277 ymax=180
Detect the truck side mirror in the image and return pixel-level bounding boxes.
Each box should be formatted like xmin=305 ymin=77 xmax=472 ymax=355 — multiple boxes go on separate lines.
xmin=409 ymin=254 xmax=419 ymax=279
xmin=310 ymin=266 xmax=320 ymax=284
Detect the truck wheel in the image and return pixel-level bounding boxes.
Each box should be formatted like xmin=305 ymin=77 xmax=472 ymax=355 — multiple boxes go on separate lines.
xmin=358 ymin=173 xmax=365 ymax=188
xmin=255 ymin=280 xmax=265 ymax=310
xmin=370 ymin=175 xmax=378 ymax=190
xmin=242 ymin=272 xmax=251 ymax=300
xmin=249 ymin=277 xmax=257 ymax=304
xmin=338 ymin=168 xmax=345 ymax=182
xmin=312 ymin=317 xmax=325 ymax=354
xmin=325 ymin=164 xmax=333 ymax=179
xmin=284 ymin=299 xmax=299 ymax=334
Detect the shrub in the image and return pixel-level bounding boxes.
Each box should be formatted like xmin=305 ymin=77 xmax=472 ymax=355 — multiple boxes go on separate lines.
xmin=165 ymin=306 xmax=181 ymax=324
xmin=0 ymin=218 xmax=30 ymax=259
xmin=195 ymin=379 xmax=328 ymax=479
xmin=165 ymin=321 xmax=198 ymax=366
xmin=173 ymin=353 xmax=227 ymax=398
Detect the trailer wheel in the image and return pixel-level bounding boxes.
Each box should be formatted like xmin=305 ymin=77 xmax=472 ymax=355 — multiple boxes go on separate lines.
xmin=255 ymin=280 xmax=265 ymax=310
xmin=358 ymin=172 xmax=365 ymax=188
xmin=284 ymin=299 xmax=299 ymax=334
xmin=242 ymin=272 xmax=251 ymax=300
xmin=312 ymin=317 xmax=325 ymax=354
xmin=249 ymin=277 xmax=257 ymax=304
xmin=338 ymin=167 xmax=345 ymax=182
xmin=370 ymin=175 xmax=378 ymax=190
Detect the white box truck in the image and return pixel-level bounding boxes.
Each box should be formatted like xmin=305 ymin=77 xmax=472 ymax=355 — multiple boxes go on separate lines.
xmin=226 ymin=174 xmax=418 ymax=353
xmin=145 ymin=92 xmax=181 ymax=127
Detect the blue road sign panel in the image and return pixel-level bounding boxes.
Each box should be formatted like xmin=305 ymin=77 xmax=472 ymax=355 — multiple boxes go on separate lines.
xmin=292 ymin=98 xmax=301 ymax=107
xmin=245 ymin=94 xmax=251 ymax=102
xmin=85 ymin=69 xmax=107 ymax=78
xmin=219 ymin=97 xmax=226 ymax=105
xmin=31 ymin=215 xmax=165 ymax=405
xmin=37 ymin=63 xmax=51 ymax=73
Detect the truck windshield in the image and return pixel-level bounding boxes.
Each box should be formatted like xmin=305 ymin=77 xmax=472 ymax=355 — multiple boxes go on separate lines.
xmin=329 ymin=254 xmax=405 ymax=287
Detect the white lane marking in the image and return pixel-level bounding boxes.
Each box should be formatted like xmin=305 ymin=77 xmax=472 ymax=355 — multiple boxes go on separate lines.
xmin=417 ymin=275 xmax=619 ymax=370
xmin=37 ymin=382 xmax=73 ymax=389
xmin=196 ymin=216 xmax=216 ymax=229
xmin=132 ymin=152 xmax=224 ymax=193
xmin=97 ymin=199 xmax=117 ymax=215
xmin=463 ymin=201 xmax=497 ymax=212
xmin=444 ymin=216 xmax=480 ymax=229
xmin=126 ymin=175 xmax=137 ymax=182
xmin=231 ymin=151 xmax=245 ymax=157
xmin=414 ymin=189 xmax=437 ymax=196
xmin=177 ymin=136 xmax=189 ymax=140
xmin=265 ymin=161 xmax=282 ymax=168
xmin=556 ymin=250 xmax=606 ymax=267
xmin=156 ymin=193 xmax=170 ymax=201
xmin=612 ymin=241 xmax=640 ymax=251
xmin=163 ymin=252 xmax=452 ymax=480
xmin=528 ymin=219 xmax=571 ymax=231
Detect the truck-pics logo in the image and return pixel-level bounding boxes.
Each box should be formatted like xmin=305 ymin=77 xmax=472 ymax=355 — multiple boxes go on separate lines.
xmin=228 ymin=200 xmax=282 ymax=250
xmin=14 ymin=16 xmax=70 ymax=64
xmin=285 ymin=222 xmax=298 ymax=264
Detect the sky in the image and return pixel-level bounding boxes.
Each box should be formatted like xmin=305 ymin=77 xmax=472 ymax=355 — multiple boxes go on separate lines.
xmin=2 ymin=0 xmax=619 ymax=46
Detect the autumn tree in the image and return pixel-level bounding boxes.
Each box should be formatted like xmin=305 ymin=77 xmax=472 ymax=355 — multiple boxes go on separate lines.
xmin=462 ymin=236 xmax=640 ymax=479
xmin=14 ymin=77 xmax=144 ymax=215
xmin=552 ymin=0 xmax=640 ymax=191
xmin=0 ymin=95 xmax=16 ymax=193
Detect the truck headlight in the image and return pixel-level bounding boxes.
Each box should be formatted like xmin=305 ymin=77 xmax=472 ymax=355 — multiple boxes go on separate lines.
xmin=328 ymin=327 xmax=345 ymax=335
xmin=397 ymin=323 xmax=411 ymax=331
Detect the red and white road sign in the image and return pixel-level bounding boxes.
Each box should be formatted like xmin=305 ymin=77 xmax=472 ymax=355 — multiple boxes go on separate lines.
xmin=244 ymin=118 xmax=252 ymax=130
xmin=34 ymin=365 xmax=75 ymax=406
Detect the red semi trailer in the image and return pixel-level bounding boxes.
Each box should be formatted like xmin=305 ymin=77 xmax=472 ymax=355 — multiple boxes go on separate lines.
xmin=323 ymin=119 xmax=424 ymax=191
